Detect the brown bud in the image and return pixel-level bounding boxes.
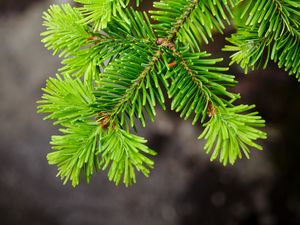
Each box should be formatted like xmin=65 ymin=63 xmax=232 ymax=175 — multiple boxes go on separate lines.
xmin=156 ymin=38 xmax=166 ymax=45
xmin=87 ymin=36 xmax=98 ymax=41
xmin=168 ymin=61 xmax=177 ymax=67
xmin=208 ymin=103 xmax=216 ymax=117
xmin=98 ymin=112 xmax=110 ymax=129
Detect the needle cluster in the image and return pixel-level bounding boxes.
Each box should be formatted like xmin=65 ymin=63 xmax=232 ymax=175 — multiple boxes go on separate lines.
xmin=38 ymin=0 xmax=299 ymax=187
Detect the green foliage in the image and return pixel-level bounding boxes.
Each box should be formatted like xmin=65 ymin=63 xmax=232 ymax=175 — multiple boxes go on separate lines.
xmin=199 ymin=105 xmax=267 ymax=165
xmin=94 ymin=39 xmax=167 ymax=129
xmin=99 ymin=128 xmax=156 ymax=186
xmin=41 ymin=4 xmax=90 ymax=57
xmin=37 ymin=74 xmax=96 ymax=125
xmin=49 ymin=121 xmax=155 ymax=187
xmin=151 ymin=0 xmax=235 ymax=50
xmin=224 ymin=0 xmax=300 ymax=79
xmin=49 ymin=122 xmax=101 ymax=187
xmin=75 ymin=0 xmax=142 ymax=30
xmin=38 ymin=0 xmax=298 ymax=187
xmin=60 ymin=8 xmax=157 ymax=81
xmin=223 ymin=27 xmax=270 ymax=73
xmin=167 ymin=47 xmax=238 ymax=125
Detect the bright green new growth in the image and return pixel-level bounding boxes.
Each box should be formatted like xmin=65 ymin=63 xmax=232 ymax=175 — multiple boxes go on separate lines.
xmin=224 ymin=0 xmax=300 ymax=79
xmin=38 ymin=0 xmax=299 ymax=187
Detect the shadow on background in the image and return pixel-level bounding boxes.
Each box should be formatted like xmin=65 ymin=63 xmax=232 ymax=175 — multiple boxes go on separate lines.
xmin=0 ymin=1 xmax=299 ymax=225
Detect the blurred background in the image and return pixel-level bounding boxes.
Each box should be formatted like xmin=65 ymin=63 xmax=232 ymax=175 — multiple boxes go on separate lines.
xmin=0 ymin=0 xmax=300 ymax=225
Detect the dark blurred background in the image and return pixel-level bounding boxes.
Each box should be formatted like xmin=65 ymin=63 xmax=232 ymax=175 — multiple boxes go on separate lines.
xmin=0 ymin=1 xmax=299 ymax=225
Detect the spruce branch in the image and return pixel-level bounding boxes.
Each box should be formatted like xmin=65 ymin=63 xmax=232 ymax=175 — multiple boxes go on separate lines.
xmin=94 ymin=47 xmax=166 ymax=129
xmin=151 ymin=0 xmax=235 ymax=50
xmin=75 ymin=0 xmax=143 ymax=30
xmin=60 ymin=8 xmax=157 ymax=82
xmin=49 ymin=121 xmax=155 ymax=187
xmin=37 ymin=0 xmax=294 ymax=187
xmin=199 ymin=104 xmax=267 ymax=165
xmin=225 ymin=0 xmax=300 ymax=79
xmin=166 ymin=45 xmax=239 ymax=124
xmin=223 ymin=28 xmax=271 ymax=73
xmin=99 ymin=127 xmax=156 ymax=186
xmin=41 ymin=4 xmax=91 ymax=57
xmin=37 ymin=74 xmax=97 ymax=125
xmin=48 ymin=122 xmax=101 ymax=187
